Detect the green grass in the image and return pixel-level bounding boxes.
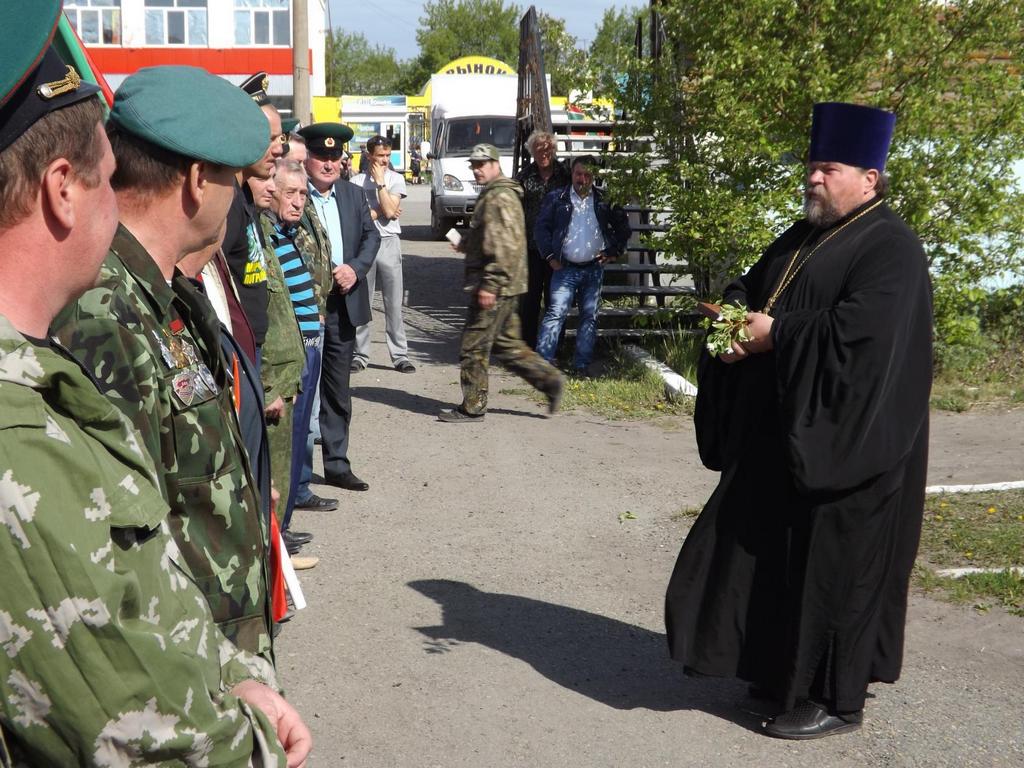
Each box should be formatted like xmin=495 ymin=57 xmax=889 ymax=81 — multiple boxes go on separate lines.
xmin=670 ymin=505 xmax=703 ymax=521
xmin=931 ymin=335 xmax=1024 ymax=412
xmin=915 ymin=490 xmax=1024 ymax=616
xmin=499 ymin=344 xmax=692 ymax=421
xmin=930 ymin=379 xmax=1024 ymax=412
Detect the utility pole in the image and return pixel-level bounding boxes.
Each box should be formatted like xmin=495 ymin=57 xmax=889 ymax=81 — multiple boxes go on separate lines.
xmin=292 ymin=0 xmax=311 ymax=124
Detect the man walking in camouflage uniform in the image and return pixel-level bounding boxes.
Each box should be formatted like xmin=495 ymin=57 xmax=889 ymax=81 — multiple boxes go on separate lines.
xmin=56 ymin=66 xmax=277 ymax=666
xmin=0 ymin=5 xmax=310 ymax=762
xmin=439 ymin=144 xmax=563 ymax=423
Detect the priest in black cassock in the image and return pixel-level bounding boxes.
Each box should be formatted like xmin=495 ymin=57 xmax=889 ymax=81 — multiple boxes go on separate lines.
xmin=665 ymin=102 xmax=933 ymax=740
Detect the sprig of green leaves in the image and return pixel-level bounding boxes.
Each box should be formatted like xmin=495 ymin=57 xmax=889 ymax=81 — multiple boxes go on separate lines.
xmin=704 ymin=302 xmax=751 ymax=357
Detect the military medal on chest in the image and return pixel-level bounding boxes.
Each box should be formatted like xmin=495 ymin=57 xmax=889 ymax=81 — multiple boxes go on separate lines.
xmin=158 ymin=317 xmax=218 ymax=406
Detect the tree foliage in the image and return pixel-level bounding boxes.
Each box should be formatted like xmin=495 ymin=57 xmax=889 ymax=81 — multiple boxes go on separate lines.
xmin=537 ymin=11 xmax=584 ymax=98
xmin=613 ymin=0 xmax=1024 ymax=347
xmin=400 ymin=0 xmax=522 ymax=93
xmin=588 ymin=6 xmax=646 ymax=98
xmin=325 ymin=30 xmax=407 ymax=95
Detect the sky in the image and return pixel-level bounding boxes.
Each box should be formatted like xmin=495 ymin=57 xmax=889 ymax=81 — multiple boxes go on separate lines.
xmin=325 ymin=0 xmax=645 ymax=56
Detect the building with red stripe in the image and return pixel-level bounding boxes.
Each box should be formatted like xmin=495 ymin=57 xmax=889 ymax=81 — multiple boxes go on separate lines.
xmin=63 ymin=0 xmax=326 ymax=115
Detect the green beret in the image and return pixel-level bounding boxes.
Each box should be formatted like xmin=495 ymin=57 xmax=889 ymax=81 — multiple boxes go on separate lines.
xmin=109 ymin=65 xmax=269 ymax=168
xmin=281 ymin=117 xmax=300 ymax=135
xmin=0 ymin=0 xmax=101 ymax=151
xmin=298 ymin=121 xmax=354 ymax=153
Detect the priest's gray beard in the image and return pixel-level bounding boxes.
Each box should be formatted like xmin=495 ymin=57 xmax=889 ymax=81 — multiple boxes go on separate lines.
xmin=804 ymin=189 xmax=842 ymax=228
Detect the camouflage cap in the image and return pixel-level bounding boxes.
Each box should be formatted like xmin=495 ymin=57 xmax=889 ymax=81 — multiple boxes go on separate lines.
xmin=0 ymin=0 xmax=101 ymax=151
xmin=469 ymin=143 xmax=500 ymax=162
xmin=109 ymin=66 xmax=269 ymax=169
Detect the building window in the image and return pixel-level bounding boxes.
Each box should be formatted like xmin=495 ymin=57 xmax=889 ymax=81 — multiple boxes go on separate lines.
xmin=64 ymin=1 xmax=122 ymax=46
xmin=234 ymin=0 xmax=290 ymax=46
xmin=144 ymin=0 xmax=208 ymax=46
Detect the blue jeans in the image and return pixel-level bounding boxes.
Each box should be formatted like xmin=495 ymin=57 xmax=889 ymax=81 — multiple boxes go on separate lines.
xmin=283 ymin=335 xmax=322 ymax=530
xmin=536 ymin=262 xmax=603 ymax=370
xmin=296 ymin=329 xmax=325 ymax=505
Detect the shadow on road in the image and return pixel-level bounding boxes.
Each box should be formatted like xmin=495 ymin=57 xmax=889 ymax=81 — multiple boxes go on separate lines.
xmin=353 ymin=385 xmax=449 ymax=416
xmin=353 ymin=386 xmax=547 ymax=420
xmin=407 ymin=579 xmax=763 ymax=728
xmin=402 ymin=223 xmax=443 ymax=243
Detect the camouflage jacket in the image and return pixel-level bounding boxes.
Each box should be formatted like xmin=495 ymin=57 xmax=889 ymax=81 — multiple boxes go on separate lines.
xmin=0 ymin=314 xmax=285 ymax=766
xmin=296 ymin=197 xmax=333 ymax=315
xmin=463 ymin=175 xmax=529 ymax=297
xmin=55 ymin=225 xmax=275 ymax=666
xmin=258 ymin=213 xmax=305 ymax=405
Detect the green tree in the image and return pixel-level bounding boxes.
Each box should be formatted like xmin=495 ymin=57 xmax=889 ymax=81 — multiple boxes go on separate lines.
xmin=325 ymin=30 xmax=407 ymax=95
xmin=588 ymin=5 xmax=646 ymax=98
xmin=537 ymin=12 xmax=584 ymax=97
xmin=614 ymin=0 xmax=1024 ymax=349
xmin=400 ymin=0 xmax=522 ymax=93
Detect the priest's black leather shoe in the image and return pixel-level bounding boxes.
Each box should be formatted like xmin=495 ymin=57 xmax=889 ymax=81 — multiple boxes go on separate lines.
xmin=762 ymin=700 xmax=863 ymax=740
xmin=323 ymin=471 xmax=369 ymax=491
xmin=294 ymin=493 xmax=338 ymax=511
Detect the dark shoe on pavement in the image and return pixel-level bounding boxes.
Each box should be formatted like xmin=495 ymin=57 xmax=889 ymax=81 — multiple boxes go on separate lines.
xmin=395 ymin=360 xmax=416 ymax=373
xmin=283 ymin=534 xmax=304 ymax=556
xmin=294 ymin=494 xmax=338 ymax=511
xmin=283 ymin=529 xmax=313 ymax=550
xmin=437 ymin=407 xmax=485 ymax=423
xmin=547 ymin=377 xmax=564 ymax=415
xmin=350 ymin=358 xmax=367 ymax=373
xmin=762 ymin=700 xmax=863 ymax=740
xmin=322 ymin=471 xmax=369 ymax=491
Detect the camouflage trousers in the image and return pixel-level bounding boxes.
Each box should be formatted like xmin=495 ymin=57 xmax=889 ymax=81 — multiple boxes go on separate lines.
xmin=459 ymin=294 xmax=562 ymax=415
xmin=266 ymin=395 xmax=295 ymax=529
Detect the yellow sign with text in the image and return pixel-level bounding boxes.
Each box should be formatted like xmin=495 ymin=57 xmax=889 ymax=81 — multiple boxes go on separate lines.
xmin=434 ymin=56 xmax=515 ymax=76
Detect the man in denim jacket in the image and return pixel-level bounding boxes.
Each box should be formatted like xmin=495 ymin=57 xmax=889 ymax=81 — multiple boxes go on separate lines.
xmin=534 ymin=155 xmax=631 ymax=374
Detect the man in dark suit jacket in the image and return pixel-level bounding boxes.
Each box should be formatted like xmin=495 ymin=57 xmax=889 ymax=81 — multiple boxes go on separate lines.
xmin=298 ymin=123 xmax=381 ymax=491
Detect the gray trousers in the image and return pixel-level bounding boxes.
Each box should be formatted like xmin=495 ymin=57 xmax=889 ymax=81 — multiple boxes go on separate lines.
xmin=354 ymin=235 xmax=410 ymax=364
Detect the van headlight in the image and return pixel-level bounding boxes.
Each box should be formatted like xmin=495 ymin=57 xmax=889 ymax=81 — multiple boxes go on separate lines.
xmin=442 ymin=174 xmax=464 ymax=191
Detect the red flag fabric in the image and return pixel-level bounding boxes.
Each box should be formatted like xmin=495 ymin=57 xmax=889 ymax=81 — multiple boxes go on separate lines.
xmin=268 ymin=503 xmax=288 ymax=623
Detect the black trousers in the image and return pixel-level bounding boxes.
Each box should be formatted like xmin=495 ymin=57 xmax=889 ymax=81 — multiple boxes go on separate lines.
xmin=519 ymin=247 xmax=552 ymax=350
xmin=320 ymin=295 xmax=356 ymax=476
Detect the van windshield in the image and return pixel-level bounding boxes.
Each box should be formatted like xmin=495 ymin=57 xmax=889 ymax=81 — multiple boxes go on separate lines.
xmin=443 ymin=117 xmax=516 ymax=155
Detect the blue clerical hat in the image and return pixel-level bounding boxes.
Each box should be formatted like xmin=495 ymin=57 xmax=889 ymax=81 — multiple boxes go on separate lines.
xmin=808 ymin=102 xmax=896 ymax=171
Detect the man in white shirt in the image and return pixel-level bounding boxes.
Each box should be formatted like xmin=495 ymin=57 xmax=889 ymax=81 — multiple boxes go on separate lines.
xmin=350 ymin=135 xmax=415 ymax=373
xmin=534 ymin=156 xmax=631 ymax=374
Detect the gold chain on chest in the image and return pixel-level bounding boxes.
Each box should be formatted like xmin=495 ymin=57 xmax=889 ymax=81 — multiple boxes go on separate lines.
xmin=762 ymin=199 xmax=883 ymax=316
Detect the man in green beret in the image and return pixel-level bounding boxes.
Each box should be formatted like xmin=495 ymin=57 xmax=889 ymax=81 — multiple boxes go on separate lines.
xmin=0 ymin=2 xmax=309 ymax=763
xmin=56 ymin=66 xmax=280 ymax=670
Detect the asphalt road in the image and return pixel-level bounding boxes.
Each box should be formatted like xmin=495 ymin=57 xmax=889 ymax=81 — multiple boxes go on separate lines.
xmin=276 ymin=184 xmax=1024 ymax=767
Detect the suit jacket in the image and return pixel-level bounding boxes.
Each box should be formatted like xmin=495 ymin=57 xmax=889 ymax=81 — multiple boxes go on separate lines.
xmin=300 ymin=180 xmax=380 ymax=327
xmin=332 ymin=180 xmax=380 ymax=327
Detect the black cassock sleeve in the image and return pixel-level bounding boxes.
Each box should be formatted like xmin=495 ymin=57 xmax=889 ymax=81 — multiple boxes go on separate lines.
xmin=693 ymin=225 xmax=802 ymax=472
xmin=770 ymin=227 xmax=933 ymax=494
